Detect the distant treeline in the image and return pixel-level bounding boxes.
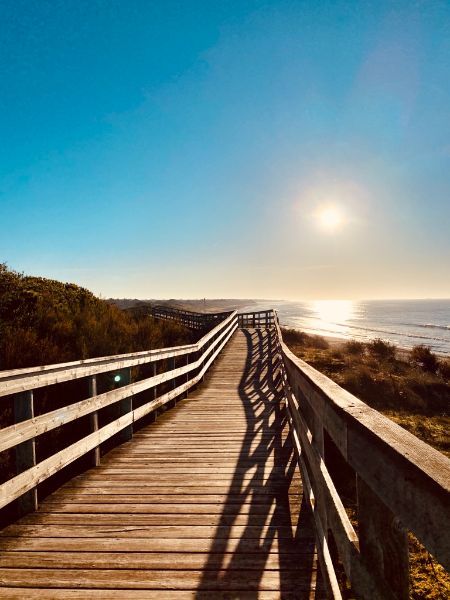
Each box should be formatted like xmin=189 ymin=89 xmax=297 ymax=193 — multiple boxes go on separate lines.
xmin=0 ymin=264 xmax=194 ymax=370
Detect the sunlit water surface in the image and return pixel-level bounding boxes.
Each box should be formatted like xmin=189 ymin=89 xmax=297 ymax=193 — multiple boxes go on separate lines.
xmin=244 ymin=299 xmax=450 ymax=355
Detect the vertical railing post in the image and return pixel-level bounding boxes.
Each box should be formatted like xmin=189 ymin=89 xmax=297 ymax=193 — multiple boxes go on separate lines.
xmin=124 ymin=367 xmax=133 ymax=441
xmin=148 ymin=361 xmax=157 ymax=422
xmin=185 ymin=353 xmax=189 ymax=398
xmin=357 ymin=476 xmax=409 ymax=599
xmin=168 ymin=357 xmax=177 ymax=408
xmin=311 ymin=415 xmax=329 ymax=541
xmin=110 ymin=367 xmax=133 ymax=445
xmin=89 ymin=375 xmax=101 ymax=467
xmin=152 ymin=362 xmax=157 ymax=401
xmin=172 ymin=357 xmax=176 ymax=390
xmin=200 ymin=345 xmax=205 ymax=383
xmin=14 ymin=390 xmax=38 ymax=516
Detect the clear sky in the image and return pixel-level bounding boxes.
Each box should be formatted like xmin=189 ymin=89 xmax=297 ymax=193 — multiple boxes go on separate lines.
xmin=1 ymin=0 xmax=449 ymax=300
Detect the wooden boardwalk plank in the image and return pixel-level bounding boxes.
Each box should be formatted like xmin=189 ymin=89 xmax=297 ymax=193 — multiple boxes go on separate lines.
xmin=0 ymin=329 xmax=324 ymax=598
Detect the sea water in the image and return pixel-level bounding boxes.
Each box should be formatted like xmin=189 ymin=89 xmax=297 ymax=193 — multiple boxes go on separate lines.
xmin=246 ymin=299 xmax=450 ymax=355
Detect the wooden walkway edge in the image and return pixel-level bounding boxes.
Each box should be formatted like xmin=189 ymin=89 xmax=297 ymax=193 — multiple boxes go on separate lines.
xmin=0 ymin=329 xmax=324 ymax=599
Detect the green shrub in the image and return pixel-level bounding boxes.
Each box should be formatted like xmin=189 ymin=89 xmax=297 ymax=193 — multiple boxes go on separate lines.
xmin=0 ymin=263 xmax=193 ymax=370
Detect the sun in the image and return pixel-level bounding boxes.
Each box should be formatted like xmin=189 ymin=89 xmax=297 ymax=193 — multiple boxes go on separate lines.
xmin=316 ymin=206 xmax=344 ymax=232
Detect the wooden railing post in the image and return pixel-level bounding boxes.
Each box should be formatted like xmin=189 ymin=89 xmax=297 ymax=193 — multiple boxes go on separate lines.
xmin=311 ymin=414 xmax=329 ymax=541
xmin=169 ymin=357 xmax=177 ymax=408
xmin=110 ymin=367 xmax=133 ymax=445
xmin=88 ymin=375 xmax=101 ymax=466
xmin=14 ymin=390 xmax=38 ymax=516
xmin=172 ymin=357 xmax=176 ymax=390
xmin=149 ymin=362 xmax=157 ymax=422
xmin=185 ymin=353 xmax=189 ymax=398
xmin=357 ymin=476 xmax=409 ymax=599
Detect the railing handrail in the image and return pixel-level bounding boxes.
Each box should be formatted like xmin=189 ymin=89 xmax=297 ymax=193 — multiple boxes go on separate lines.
xmin=0 ymin=311 xmax=237 ymax=398
xmin=152 ymin=305 xmax=233 ymax=319
xmin=0 ymin=312 xmax=239 ymax=515
xmin=237 ymin=309 xmax=276 ymax=328
xmin=273 ymin=312 xmax=450 ymax=598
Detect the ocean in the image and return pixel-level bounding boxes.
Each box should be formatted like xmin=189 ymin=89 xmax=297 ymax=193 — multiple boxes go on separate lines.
xmin=246 ymin=299 xmax=450 ymax=355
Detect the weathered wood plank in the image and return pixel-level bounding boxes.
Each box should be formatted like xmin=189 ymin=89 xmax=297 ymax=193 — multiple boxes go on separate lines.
xmin=0 ymin=551 xmax=309 ymax=569
xmin=0 ymin=537 xmax=309 ymax=554
xmin=0 ymin=590 xmax=318 ymax=600
xmin=0 ymin=568 xmax=317 ymax=591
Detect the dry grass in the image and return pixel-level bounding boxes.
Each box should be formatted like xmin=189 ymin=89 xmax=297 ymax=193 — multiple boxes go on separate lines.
xmin=282 ymin=328 xmax=450 ymax=457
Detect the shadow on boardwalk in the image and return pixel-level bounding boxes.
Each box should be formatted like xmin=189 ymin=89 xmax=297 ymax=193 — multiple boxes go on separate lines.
xmin=195 ymin=328 xmax=323 ymax=599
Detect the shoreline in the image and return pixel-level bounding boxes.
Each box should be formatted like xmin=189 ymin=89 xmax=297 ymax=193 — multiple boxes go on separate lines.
xmin=282 ymin=328 xmax=449 ymax=360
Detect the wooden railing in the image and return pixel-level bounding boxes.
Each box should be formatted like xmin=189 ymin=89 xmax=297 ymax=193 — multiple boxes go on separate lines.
xmin=152 ymin=305 xmax=275 ymax=330
xmin=237 ymin=309 xmax=275 ymax=328
xmin=151 ymin=305 xmax=232 ymax=330
xmin=272 ymin=312 xmax=450 ymax=600
xmin=0 ymin=311 xmax=238 ymax=518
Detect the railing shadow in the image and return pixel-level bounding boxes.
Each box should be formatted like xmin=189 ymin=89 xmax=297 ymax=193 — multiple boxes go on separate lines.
xmin=195 ymin=328 xmax=322 ymax=598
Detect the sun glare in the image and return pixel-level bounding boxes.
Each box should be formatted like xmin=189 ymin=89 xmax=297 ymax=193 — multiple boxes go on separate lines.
xmin=311 ymin=300 xmax=355 ymax=326
xmin=316 ymin=206 xmax=343 ymax=232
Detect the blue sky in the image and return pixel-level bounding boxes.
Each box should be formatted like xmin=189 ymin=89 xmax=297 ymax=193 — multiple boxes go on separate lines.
xmin=1 ymin=0 xmax=449 ymax=299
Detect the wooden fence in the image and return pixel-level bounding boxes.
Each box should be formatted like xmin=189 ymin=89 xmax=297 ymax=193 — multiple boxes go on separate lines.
xmin=151 ymin=305 xmax=232 ymax=330
xmin=152 ymin=305 xmax=275 ymax=330
xmin=237 ymin=310 xmax=275 ymax=328
xmin=271 ymin=311 xmax=450 ymax=599
xmin=0 ymin=311 xmax=238 ymax=518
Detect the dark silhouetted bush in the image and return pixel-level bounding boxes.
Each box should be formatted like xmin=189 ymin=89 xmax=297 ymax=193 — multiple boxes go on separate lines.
xmin=280 ymin=327 xmax=309 ymax=346
xmin=345 ymin=340 xmax=366 ymax=356
xmin=411 ymin=345 xmax=439 ymax=374
xmin=367 ymin=338 xmax=396 ymax=361
xmin=281 ymin=327 xmax=329 ymax=350
xmin=439 ymin=359 xmax=450 ymax=381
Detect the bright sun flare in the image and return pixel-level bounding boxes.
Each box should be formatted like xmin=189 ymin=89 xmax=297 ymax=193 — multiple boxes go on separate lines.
xmin=316 ymin=206 xmax=343 ymax=232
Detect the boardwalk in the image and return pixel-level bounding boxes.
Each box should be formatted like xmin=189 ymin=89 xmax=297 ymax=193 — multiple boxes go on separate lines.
xmin=0 ymin=329 xmax=323 ymax=598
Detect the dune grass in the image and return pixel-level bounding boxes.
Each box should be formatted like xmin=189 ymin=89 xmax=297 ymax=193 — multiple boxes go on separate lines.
xmin=281 ymin=328 xmax=450 ymax=457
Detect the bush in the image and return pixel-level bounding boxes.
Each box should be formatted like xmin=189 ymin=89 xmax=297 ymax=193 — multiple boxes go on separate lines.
xmin=411 ymin=345 xmax=438 ymax=374
xmin=0 ymin=263 xmax=193 ymax=370
xmin=439 ymin=359 xmax=450 ymax=381
xmin=280 ymin=328 xmax=329 ymax=349
xmin=344 ymin=340 xmax=366 ymax=356
xmin=280 ymin=327 xmax=309 ymax=346
xmin=341 ymin=365 xmax=375 ymax=397
xmin=368 ymin=338 xmax=396 ymax=361
xmin=309 ymin=334 xmax=329 ymax=350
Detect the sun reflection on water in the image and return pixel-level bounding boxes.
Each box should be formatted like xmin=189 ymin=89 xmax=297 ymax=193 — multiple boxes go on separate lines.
xmin=308 ymin=300 xmax=357 ymax=337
